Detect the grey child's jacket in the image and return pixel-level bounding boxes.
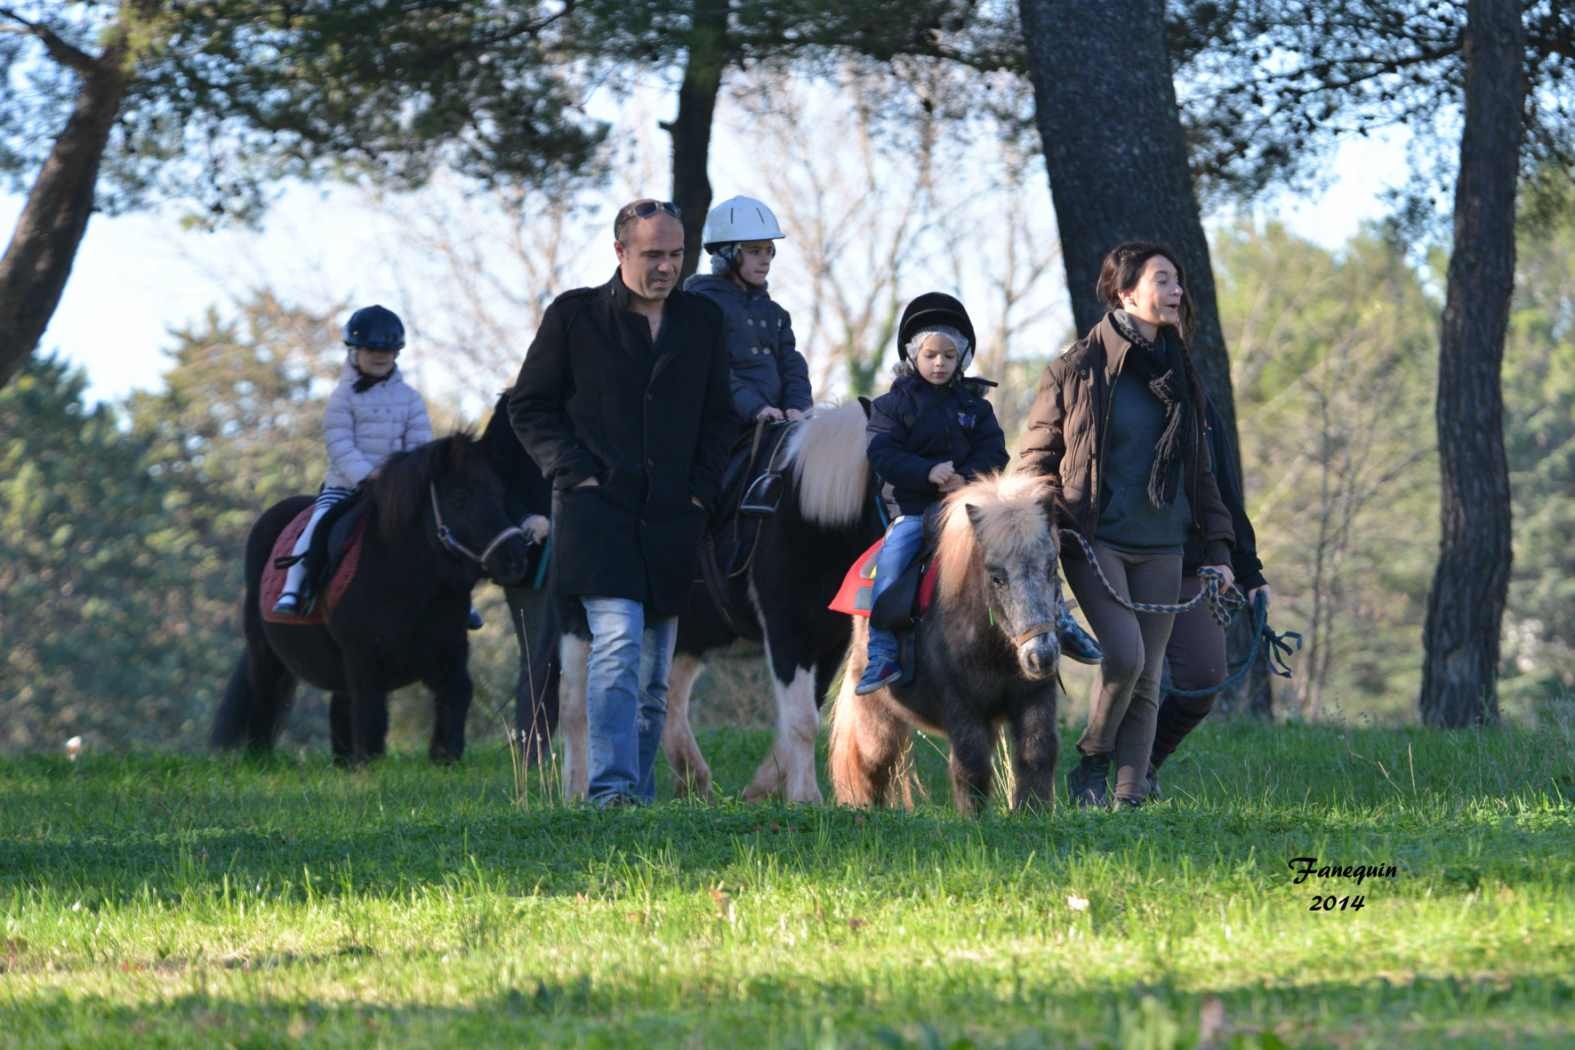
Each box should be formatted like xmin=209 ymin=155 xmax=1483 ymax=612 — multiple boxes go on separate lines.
xmin=684 ymin=274 xmax=812 ymax=423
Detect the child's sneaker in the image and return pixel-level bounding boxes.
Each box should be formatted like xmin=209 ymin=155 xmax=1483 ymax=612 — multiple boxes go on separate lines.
xmin=272 ymin=592 xmax=304 ymax=617
xmin=1056 ymin=605 xmax=1102 ymax=664
xmin=855 ymin=658 xmax=902 ymax=696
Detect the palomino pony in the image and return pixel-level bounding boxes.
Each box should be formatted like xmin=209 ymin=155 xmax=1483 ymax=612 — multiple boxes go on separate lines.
xmin=210 ymin=433 xmax=535 ymax=764
xmin=556 ymin=400 xmax=881 ymax=803
xmin=828 ymin=473 xmax=1063 ymax=814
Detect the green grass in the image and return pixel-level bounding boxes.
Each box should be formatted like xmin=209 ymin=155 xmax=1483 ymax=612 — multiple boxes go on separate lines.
xmin=2 ymin=722 xmax=1572 ymax=1048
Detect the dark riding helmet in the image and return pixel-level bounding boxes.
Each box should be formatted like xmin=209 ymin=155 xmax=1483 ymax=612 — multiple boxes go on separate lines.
xmin=897 ymin=292 xmax=975 ymax=369
xmin=343 ymin=304 xmax=405 ymax=352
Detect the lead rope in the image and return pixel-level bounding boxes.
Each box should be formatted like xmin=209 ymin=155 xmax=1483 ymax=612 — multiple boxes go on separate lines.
xmin=1056 ymin=527 xmax=1244 ymax=627
xmin=1057 ymin=527 xmax=1302 ymax=693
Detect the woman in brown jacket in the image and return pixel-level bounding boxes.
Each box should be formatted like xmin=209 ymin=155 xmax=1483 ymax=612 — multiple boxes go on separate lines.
xmin=1019 ymin=242 xmax=1235 ymax=807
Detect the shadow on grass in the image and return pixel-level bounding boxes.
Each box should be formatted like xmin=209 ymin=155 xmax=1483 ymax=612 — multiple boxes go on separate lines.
xmin=6 ymin=970 xmax=1574 ymax=1048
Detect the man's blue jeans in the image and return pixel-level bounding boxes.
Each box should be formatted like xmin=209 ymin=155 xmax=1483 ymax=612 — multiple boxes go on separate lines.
xmin=581 ymin=597 xmax=679 ymax=805
xmin=866 ymin=515 xmax=926 ymax=666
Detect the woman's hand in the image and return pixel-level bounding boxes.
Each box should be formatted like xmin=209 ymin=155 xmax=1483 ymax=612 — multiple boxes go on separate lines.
xmin=523 ymin=515 xmax=550 ymax=543
xmin=1248 ymin=583 xmax=1271 ymax=609
xmin=1200 ymin=564 xmax=1235 ymax=592
xmin=928 ymin=461 xmax=957 ymax=488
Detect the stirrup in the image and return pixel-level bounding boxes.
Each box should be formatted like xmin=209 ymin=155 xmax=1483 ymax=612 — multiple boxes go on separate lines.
xmin=739 ymin=471 xmax=783 ymax=517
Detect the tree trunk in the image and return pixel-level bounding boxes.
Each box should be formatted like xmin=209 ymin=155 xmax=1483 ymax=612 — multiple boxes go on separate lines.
xmin=665 ymin=0 xmax=730 ymax=281
xmin=1019 ymin=0 xmax=1267 ymax=714
xmin=1019 ymin=0 xmax=1237 ymax=440
xmin=0 ymin=43 xmax=130 ymax=391
xmin=1420 ymin=0 xmax=1524 ymax=727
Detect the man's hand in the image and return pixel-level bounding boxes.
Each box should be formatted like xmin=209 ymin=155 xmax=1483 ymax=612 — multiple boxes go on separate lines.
xmin=522 ymin=515 xmax=550 ymax=543
xmin=574 ymin=476 xmax=599 ymax=489
xmin=785 ymin=408 xmax=807 ymax=422
xmin=756 ymin=406 xmax=786 ymax=423
xmin=1200 ymin=564 xmax=1236 ymax=592
xmin=928 ymin=461 xmax=957 ymax=488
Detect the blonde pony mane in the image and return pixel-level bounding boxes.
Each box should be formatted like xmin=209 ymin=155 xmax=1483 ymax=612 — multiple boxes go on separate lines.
xmin=933 ymin=473 xmax=1056 ymax=606
xmin=786 ymin=401 xmax=871 ymax=528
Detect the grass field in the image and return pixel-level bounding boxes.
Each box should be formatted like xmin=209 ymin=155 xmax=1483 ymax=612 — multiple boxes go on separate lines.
xmin=2 ymin=721 xmax=1572 ymax=1048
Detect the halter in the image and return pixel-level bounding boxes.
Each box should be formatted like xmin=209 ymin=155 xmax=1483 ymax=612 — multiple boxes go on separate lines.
xmin=428 ymin=483 xmax=531 ymax=572
xmin=986 ymin=557 xmax=1065 ymax=649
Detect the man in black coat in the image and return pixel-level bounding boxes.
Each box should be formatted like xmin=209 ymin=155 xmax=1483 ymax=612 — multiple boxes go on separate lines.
xmin=508 ymin=199 xmax=732 ymax=807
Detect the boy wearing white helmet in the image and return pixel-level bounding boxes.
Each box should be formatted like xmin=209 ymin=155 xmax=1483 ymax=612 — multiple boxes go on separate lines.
xmin=684 ymin=195 xmax=813 ymax=425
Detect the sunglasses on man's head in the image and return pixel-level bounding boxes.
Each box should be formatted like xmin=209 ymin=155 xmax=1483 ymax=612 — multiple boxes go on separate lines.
xmin=630 ymin=200 xmax=680 ymax=220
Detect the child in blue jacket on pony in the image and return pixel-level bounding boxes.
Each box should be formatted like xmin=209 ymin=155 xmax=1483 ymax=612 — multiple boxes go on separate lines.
xmin=857 ymin=293 xmax=1101 ymax=695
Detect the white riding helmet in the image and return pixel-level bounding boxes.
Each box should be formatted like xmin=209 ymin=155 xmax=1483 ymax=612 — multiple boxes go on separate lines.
xmin=702 ymin=196 xmax=786 ymax=251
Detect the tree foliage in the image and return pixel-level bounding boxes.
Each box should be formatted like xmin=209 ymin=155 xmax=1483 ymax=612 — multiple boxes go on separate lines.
xmin=0 ymin=1 xmax=607 ymax=222
xmin=1217 ymin=224 xmax=1441 ymax=721
xmin=1169 ymin=0 xmax=1574 ymax=223
xmin=1500 ymin=208 xmax=1575 ymax=716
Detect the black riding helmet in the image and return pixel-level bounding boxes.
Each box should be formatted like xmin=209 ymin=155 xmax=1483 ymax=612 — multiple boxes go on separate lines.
xmin=343 ymin=304 xmax=405 ymax=352
xmin=897 ymin=292 xmax=975 ymax=371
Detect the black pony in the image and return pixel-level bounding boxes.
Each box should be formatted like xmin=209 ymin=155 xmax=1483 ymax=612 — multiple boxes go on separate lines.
xmin=211 ymin=433 xmax=535 ymax=764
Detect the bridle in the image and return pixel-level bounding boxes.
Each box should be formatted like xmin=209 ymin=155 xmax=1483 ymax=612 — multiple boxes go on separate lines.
xmin=428 ymin=483 xmax=533 ymax=573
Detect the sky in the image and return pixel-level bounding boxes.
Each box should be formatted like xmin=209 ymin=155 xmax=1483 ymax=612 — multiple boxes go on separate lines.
xmin=1 ymin=100 xmax=1410 ymax=410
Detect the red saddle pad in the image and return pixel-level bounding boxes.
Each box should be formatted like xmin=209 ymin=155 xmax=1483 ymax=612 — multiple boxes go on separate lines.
xmin=259 ymin=507 xmax=368 ymax=626
xmin=827 ymin=538 xmax=939 ymax=619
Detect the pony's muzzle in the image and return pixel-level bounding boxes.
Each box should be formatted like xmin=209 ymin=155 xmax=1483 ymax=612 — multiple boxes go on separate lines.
xmin=484 ymin=534 xmax=535 ymax=586
xmin=1017 ymin=634 xmax=1060 ymax=680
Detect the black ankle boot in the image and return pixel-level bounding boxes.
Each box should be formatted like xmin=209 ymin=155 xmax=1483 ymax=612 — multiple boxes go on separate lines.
xmin=1066 ymin=753 xmax=1110 ymax=808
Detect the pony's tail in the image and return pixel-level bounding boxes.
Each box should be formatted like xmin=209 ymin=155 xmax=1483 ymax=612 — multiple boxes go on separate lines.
xmin=211 ymin=611 xmax=297 ymax=751
xmin=825 ymin=630 xmax=916 ymax=808
xmin=825 ymin=652 xmax=861 ymax=803
xmin=210 ymin=655 xmax=257 ymax=749
xmin=790 ymin=402 xmax=871 ymax=528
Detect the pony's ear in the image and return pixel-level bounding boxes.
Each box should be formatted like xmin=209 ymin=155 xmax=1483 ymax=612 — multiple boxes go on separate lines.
xmin=857 ymin=396 xmax=873 ymax=419
xmin=965 ymin=503 xmax=985 ymax=530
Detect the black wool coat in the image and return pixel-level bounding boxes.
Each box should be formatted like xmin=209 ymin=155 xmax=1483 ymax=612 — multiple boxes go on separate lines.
xmin=507 ymin=272 xmax=733 ymax=616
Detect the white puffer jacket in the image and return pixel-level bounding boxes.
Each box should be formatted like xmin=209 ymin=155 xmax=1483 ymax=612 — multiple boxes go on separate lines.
xmin=322 ymin=361 xmax=434 ymax=489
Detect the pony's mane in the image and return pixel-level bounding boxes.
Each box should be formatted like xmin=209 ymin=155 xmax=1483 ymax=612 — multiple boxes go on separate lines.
xmin=786 ymin=401 xmax=871 ymax=527
xmin=933 ymin=473 xmax=1055 ymax=606
xmin=368 ymin=430 xmax=478 ymax=539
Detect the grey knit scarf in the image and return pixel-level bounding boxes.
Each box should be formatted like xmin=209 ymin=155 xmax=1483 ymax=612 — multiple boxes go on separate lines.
xmin=1111 ymin=311 xmax=1195 ymax=509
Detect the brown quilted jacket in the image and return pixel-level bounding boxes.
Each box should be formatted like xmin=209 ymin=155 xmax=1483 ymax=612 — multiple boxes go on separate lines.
xmin=1018 ymin=313 xmax=1235 ymax=565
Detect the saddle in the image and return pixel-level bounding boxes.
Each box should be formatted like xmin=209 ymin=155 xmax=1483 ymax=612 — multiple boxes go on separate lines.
xmin=827 ymin=523 xmax=942 ymax=690
xmin=697 ymin=419 xmax=797 ymax=639
xmin=828 ymin=535 xmax=940 ymax=626
xmin=259 ymin=496 xmax=371 ymax=625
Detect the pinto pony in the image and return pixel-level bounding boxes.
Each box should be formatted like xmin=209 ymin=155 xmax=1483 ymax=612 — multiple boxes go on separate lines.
xmin=828 ymin=473 xmax=1064 ymax=814
xmin=210 ymin=434 xmax=535 ymax=764
xmin=557 ymin=400 xmax=881 ymax=803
